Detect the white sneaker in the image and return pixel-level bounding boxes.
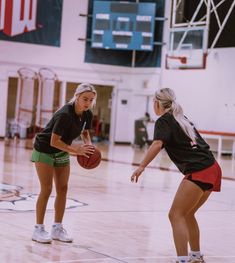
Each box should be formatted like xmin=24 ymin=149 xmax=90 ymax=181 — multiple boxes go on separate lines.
xmin=51 ymin=224 xmax=73 ymax=243
xmin=189 ymin=255 xmax=205 ymax=263
xmin=32 ymin=225 xmax=52 ymax=244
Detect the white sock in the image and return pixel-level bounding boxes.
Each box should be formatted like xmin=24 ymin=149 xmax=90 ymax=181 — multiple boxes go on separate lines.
xmin=189 ymin=251 xmax=202 ymax=259
xmin=177 ymin=256 xmax=190 ymax=262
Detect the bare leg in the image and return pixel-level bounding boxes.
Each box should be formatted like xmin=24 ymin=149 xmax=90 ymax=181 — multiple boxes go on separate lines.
xmin=53 ymin=165 xmax=70 ymax=223
xmin=168 ymin=180 xmax=206 ymax=256
xmin=35 ymin=162 xmax=54 ymax=224
xmin=186 ymin=190 xmax=211 ymax=251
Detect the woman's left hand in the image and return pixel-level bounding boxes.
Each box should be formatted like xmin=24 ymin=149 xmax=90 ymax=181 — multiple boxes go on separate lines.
xmin=131 ymin=166 xmax=145 ymax=183
xmin=76 ymin=144 xmax=95 ymax=157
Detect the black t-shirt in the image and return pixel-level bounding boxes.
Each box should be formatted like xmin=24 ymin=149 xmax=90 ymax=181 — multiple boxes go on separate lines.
xmin=153 ymin=112 xmax=215 ymax=174
xmin=34 ymin=103 xmax=93 ymax=153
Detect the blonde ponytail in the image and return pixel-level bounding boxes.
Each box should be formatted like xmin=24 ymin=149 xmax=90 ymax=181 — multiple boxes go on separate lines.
xmin=155 ymin=88 xmax=197 ymax=142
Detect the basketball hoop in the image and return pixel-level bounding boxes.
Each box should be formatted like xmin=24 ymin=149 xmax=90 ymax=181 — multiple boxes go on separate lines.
xmin=17 ymin=67 xmax=38 ymax=80
xmin=180 ymin=56 xmax=187 ymax=64
xmin=15 ymin=68 xmax=38 ymax=138
xmin=166 ymin=54 xmax=188 ymax=69
xmin=37 ymin=68 xmax=60 ymax=129
xmin=39 ymin=67 xmax=58 ymax=81
xmin=166 ymin=26 xmax=207 ymax=70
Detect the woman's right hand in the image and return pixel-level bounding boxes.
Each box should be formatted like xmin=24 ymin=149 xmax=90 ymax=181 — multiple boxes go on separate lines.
xmin=75 ymin=144 xmax=95 ymax=158
xmin=131 ymin=166 xmax=145 ymax=183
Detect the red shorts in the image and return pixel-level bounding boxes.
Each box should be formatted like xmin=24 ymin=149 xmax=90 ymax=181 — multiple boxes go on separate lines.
xmin=184 ymin=161 xmax=222 ymax=192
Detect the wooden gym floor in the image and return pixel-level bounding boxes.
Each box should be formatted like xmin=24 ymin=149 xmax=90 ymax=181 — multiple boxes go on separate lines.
xmin=0 ymin=139 xmax=235 ymax=263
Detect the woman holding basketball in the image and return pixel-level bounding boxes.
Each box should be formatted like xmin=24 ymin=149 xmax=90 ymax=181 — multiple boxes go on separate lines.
xmin=31 ymin=83 xmax=96 ymax=243
xmin=131 ymin=88 xmax=222 ymax=263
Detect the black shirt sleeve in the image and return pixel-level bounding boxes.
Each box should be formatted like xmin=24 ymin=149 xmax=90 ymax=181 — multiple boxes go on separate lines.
xmin=153 ymin=117 xmax=171 ymax=144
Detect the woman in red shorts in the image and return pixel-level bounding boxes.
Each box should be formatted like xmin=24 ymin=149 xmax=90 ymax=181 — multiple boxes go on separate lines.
xmin=131 ymin=88 xmax=222 ymax=263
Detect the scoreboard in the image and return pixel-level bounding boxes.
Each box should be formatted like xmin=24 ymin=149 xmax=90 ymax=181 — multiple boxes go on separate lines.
xmin=91 ymin=1 xmax=156 ymax=51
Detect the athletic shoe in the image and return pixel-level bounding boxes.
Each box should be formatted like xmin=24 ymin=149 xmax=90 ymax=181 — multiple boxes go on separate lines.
xmin=51 ymin=224 xmax=73 ymax=243
xmin=32 ymin=225 xmax=52 ymax=244
xmin=176 ymin=255 xmax=205 ymax=263
xmin=189 ymin=256 xmax=205 ymax=262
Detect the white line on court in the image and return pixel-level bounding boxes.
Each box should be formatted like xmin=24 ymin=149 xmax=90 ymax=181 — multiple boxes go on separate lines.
xmin=45 ymin=255 xmax=235 ymax=263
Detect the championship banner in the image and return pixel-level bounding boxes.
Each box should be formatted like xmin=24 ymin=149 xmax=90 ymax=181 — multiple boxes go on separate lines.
xmin=0 ymin=0 xmax=63 ymax=46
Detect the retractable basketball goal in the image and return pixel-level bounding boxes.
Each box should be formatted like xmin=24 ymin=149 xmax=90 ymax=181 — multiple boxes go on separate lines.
xmin=15 ymin=67 xmax=38 ymax=138
xmin=36 ymin=68 xmax=60 ymax=129
xmin=166 ymin=0 xmax=235 ymax=70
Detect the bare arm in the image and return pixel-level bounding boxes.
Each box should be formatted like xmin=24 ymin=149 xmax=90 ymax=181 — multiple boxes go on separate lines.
xmin=131 ymin=140 xmax=163 ymax=183
xmin=50 ymin=133 xmax=94 ymax=157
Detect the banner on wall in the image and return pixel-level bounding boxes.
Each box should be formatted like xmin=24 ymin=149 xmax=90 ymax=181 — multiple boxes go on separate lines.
xmin=0 ymin=0 xmax=63 ymax=47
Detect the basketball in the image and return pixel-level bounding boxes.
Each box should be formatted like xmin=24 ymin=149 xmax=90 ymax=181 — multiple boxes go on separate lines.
xmin=77 ymin=147 xmax=102 ymax=169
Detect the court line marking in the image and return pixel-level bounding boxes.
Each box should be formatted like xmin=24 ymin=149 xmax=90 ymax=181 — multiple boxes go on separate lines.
xmin=59 ymin=245 xmax=128 ymax=263
xmin=45 ymin=255 xmax=235 ymax=263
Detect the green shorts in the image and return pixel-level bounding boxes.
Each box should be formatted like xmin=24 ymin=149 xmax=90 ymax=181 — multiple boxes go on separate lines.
xmin=31 ymin=148 xmax=70 ymax=167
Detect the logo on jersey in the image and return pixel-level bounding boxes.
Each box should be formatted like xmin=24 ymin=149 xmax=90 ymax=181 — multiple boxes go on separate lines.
xmin=190 ymin=141 xmax=198 ymax=149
